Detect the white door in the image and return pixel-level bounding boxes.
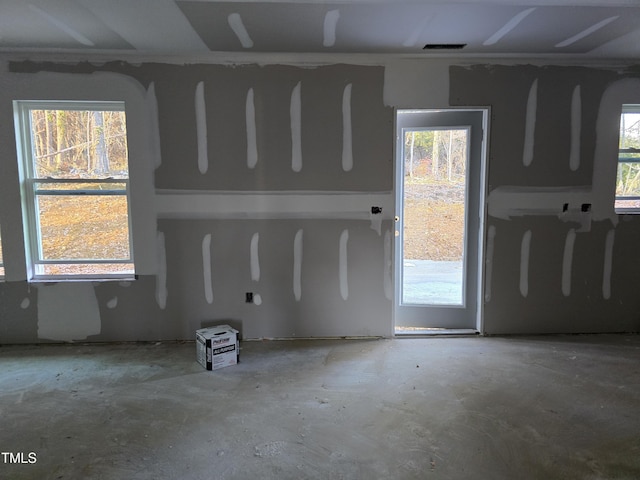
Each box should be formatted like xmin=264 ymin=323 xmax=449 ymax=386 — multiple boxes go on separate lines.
xmin=395 ymin=110 xmax=486 ymax=331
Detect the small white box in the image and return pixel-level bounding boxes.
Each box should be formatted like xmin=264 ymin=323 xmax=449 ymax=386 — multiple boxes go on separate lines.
xmin=196 ymin=325 xmax=239 ymax=371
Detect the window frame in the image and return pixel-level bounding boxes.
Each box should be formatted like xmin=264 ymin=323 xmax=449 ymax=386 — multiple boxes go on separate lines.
xmin=0 ymin=225 xmax=4 ymax=279
xmin=615 ymin=104 xmax=640 ymax=214
xmin=14 ymin=100 xmax=135 ymax=281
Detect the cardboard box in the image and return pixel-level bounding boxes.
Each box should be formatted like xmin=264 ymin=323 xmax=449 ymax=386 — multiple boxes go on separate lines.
xmin=196 ymin=325 xmax=239 ymax=371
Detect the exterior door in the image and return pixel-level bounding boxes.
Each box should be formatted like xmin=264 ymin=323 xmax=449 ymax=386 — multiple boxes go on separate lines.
xmin=395 ymin=110 xmax=486 ymax=331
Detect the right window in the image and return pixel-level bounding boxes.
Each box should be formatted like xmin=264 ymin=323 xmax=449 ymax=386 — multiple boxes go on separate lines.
xmin=615 ymin=105 xmax=640 ymax=213
xmin=0 ymin=226 xmax=4 ymax=278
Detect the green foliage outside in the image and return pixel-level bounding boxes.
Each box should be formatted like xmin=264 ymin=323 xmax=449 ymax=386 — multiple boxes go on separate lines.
xmin=404 ymin=129 xmax=467 ymax=185
xmin=617 ymin=112 xmax=640 ymax=198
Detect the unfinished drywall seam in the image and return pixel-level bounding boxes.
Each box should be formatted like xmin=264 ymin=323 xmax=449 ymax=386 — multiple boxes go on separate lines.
xmin=29 ymin=4 xmax=95 ymax=47
xmin=293 ymin=229 xmax=303 ymax=301
xmin=603 ymin=228 xmax=615 ymax=300
xmin=202 ymin=233 xmax=213 ymax=304
xmin=339 ymin=229 xmax=349 ymax=300
xmin=562 ymin=229 xmax=576 ymax=297
xmin=37 ymin=283 xmax=100 ymax=342
xmin=228 ymin=13 xmax=253 ymax=49
xmin=555 ymin=16 xmax=619 ymax=48
xmin=146 ymin=82 xmax=162 ymax=169
xmin=250 ymin=232 xmax=260 ymax=282
xmin=195 ymin=81 xmax=208 ymax=174
xmin=369 ymin=210 xmax=382 ymax=235
xmin=485 ymin=225 xmax=496 ymax=302
xmin=290 ymin=81 xmax=302 ymax=172
xmin=156 ymin=232 xmax=167 ymax=309
xmin=520 ymin=230 xmax=532 ymax=298
xmin=569 ymin=85 xmax=581 ymax=172
xmin=522 ymin=79 xmax=538 ymax=167
xmin=486 ymin=186 xmax=591 ymax=221
xmin=403 ymin=15 xmax=432 ymax=47
xmin=383 ymin=229 xmax=392 ymax=300
xmin=155 ymin=192 xmax=393 ymax=220
xmin=342 ymin=83 xmax=353 ymax=172
xmin=246 ymin=87 xmax=258 ymax=169
xmin=483 ymin=7 xmax=536 ymax=46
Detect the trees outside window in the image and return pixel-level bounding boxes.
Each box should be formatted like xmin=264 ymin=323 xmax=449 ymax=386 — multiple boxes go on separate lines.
xmin=615 ymin=106 xmax=640 ymax=212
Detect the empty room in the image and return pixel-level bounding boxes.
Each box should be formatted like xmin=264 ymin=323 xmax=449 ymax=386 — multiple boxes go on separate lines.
xmin=1 ymin=0 xmax=640 ymax=478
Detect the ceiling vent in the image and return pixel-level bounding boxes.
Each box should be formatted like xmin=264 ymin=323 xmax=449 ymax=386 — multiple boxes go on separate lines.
xmin=423 ymin=43 xmax=467 ymax=50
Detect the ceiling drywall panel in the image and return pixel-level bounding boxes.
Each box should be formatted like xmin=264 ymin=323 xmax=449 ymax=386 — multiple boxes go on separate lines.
xmin=178 ymin=2 xmax=330 ymax=52
xmin=0 ymin=1 xmax=639 ymax=59
xmin=509 ymin=7 xmax=640 ymax=54
xmin=78 ymin=0 xmax=210 ymax=53
xmin=0 ymin=0 xmax=133 ymax=50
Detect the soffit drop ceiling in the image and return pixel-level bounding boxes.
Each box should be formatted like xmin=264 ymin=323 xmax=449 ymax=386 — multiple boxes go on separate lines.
xmin=1 ymin=0 xmax=639 ymax=59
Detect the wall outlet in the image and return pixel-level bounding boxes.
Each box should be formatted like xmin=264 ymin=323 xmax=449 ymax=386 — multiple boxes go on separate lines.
xmin=245 ymin=292 xmax=254 ymax=303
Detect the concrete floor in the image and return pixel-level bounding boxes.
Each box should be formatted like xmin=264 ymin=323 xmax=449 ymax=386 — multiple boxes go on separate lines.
xmin=1 ymin=335 xmax=640 ymax=480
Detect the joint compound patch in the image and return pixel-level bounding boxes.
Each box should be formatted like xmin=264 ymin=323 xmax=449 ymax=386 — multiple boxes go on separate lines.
xmin=37 ymin=283 xmax=100 ymax=341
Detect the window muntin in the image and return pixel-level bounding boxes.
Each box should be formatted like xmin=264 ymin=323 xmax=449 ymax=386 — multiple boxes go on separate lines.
xmin=615 ymin=106 xmax=640 ymax=213
xmin=15 ymin=101 xmax=134 ymax=280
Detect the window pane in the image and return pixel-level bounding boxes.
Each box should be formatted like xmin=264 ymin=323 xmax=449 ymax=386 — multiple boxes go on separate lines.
xmin=620 ymin=112 xmax=640 ymax=150
xmin=616 ymin=162 xmax=640 ymax=197
xmin=36 ymin=195 xmax=131 ymax=261
xmin=0 ymin=226 xmax=4 ymax=277
xmin=28 ymin=110 xmax=128 ymax=179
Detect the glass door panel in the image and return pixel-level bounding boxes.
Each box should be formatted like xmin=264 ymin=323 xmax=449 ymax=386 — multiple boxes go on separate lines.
xmin=402 ymin=128 xmax=468 ymax=306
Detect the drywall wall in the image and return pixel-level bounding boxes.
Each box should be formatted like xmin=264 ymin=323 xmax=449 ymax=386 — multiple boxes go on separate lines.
xmin=1 ymin=56 xmax=640 ymax=342
xmin=450 ymin=64 xmax=640 ymax=334
xmin=0 ymin=59 xmax=394 ymax=343
xmin=158 ymin=219 xmax=391 ymax=339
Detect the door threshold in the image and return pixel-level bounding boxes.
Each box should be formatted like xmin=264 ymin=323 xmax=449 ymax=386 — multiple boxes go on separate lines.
xmin=395 ymin=327 xmax=479 ymax=337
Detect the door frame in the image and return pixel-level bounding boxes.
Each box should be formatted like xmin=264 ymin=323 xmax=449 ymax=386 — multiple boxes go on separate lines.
xmin=392 ymin=108 xmax=490 ymax=334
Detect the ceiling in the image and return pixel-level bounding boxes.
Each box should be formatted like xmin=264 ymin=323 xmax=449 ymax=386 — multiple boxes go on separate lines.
xmin=1 ymin=0 xmax=640 ymax=60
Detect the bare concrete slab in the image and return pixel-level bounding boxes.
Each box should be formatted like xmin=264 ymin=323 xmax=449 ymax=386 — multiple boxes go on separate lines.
xmin=1 ymin=335 xmax=639 ymax=479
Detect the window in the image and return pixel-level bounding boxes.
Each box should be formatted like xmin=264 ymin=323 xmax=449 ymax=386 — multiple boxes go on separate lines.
xmin=14 ymin=101 xmax=134 ymax=280
xmin=615 ymin=105 xmax=640 ymax=213
xmin=0 ymin=226 xmax=4 ymax=278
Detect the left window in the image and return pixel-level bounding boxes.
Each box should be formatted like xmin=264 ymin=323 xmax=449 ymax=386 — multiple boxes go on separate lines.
xmin=14 ymin=101 xmax=134 ymax=280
